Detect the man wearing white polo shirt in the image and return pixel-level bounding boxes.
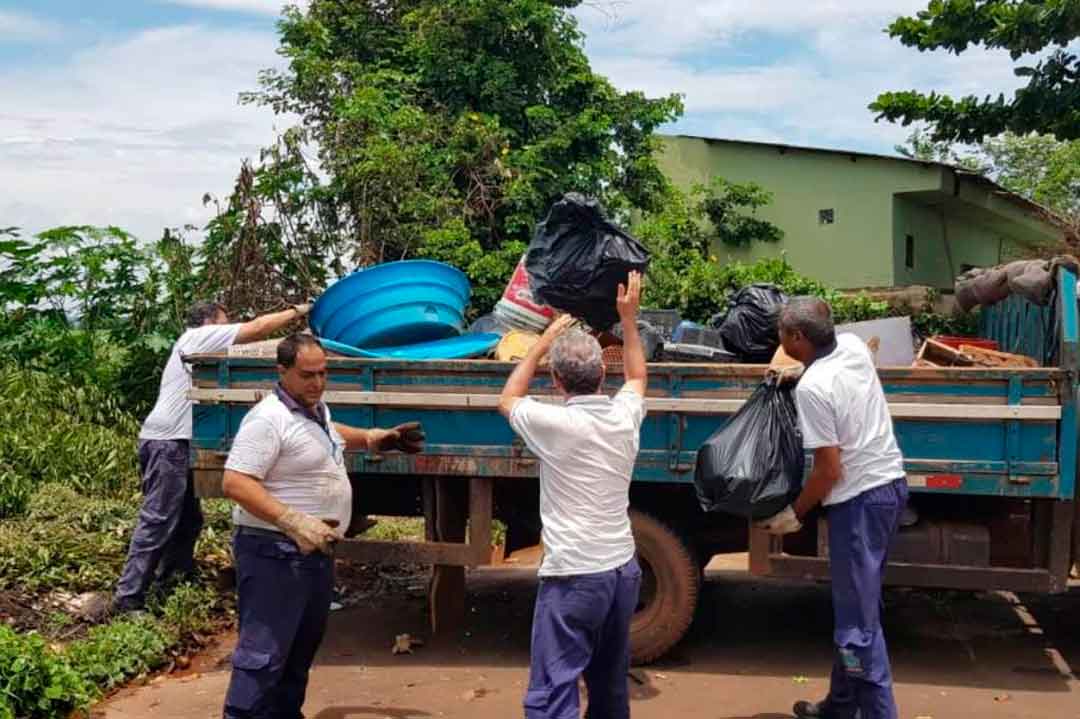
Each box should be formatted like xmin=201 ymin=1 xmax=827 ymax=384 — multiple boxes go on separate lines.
xmin=499 ymin=272 xmax=647 ymax=719
xmin=758 ymin=297 xmax=908 ymax=719
xmin=220 ymin=333 xmax=425 ymax=719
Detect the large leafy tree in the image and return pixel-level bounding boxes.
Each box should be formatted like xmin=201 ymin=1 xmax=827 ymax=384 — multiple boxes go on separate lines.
xmin=871 ymin=0 xmax=1080 ymax=142
xmin=218 ymin=0 xmax=683 ymax=315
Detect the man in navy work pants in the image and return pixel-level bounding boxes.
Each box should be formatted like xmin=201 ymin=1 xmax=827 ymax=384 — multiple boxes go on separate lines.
xmin=114 ymin=300 xmax=312 ymax=613
xmin=499 ymin=271 xmax=648 ymax=719
xmin=220 ymin=333 xmax=425 ymax=719
xmin=758 ymin=297 xmax=908 ymax=719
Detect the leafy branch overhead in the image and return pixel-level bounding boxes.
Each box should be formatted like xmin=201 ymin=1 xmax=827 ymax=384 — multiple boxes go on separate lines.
xmin=221 ymin=0 xmax=683 ymax=316
xmin=870 ymin=0 xmax=1080 ymax=142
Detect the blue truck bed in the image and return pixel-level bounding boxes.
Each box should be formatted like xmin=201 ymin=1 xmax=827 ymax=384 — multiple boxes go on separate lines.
xmin=188 ymin=268 xmax=1079 ymax=662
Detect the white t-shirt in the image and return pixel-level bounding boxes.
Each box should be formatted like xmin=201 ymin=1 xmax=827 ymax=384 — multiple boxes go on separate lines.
xmin=139 ymin=324 xmax=242 ymax=441
xmin=795 ymin=333 xmax=905 ymax=506
xmin=224 ymin=393 xmax=353 ymax=532
xmin=509 ymin=388 xmax=645 ymax=577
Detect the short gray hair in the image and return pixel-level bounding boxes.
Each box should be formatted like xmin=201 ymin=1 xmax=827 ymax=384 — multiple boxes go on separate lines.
xmin=779 ymin=296 xmax=836 ymax=350
xmin=549 ymin=329 xmax=604 ymax=395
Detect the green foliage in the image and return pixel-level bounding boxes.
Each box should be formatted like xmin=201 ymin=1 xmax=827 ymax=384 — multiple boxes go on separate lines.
xmin=0 ymin=625 xmax=93 ymax=719
xmin=65 ymin=616 xmax=171 ymax=692
xmin=0 ymin=367 xmax=139 ymax=517
xmin=699 ymin=179 xmax=784 ymax=248
xmin=871 ymin=1 xmax=1080 ymax=142
xmin=157 ymin=583 xmax=217 ymax=642
xmin=0 ymin=226 xmax=197 ymax=416
xmin=216 ymin=0 xmax=682 ymax=315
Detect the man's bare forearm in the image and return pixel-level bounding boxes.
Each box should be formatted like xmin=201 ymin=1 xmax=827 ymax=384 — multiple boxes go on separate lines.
xmin=620 ymin=315 xmax=647 ymax=389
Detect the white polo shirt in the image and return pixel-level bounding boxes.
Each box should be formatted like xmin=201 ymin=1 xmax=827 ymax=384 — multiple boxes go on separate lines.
xmin=795 ymin=333 xmax=905 ymax=506
xmin=509 ymin=388 xmax=645 ymax=577
xmin=225 ymin=391 xmax=353 ymax=532
xmin=140 ymin=323 xmax=242 ymax=441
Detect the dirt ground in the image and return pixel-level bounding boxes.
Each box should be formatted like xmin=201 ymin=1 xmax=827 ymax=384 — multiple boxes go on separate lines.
xmin=98 ymin=553 xmax=1080 ymax=719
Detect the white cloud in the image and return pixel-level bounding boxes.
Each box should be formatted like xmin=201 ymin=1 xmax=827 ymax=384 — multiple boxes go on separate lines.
xmin=0 ymin=25 xmax=288 ymax=241
xmin=0 ymin=9 xmax=62 ymax=40
xmin=162 ymin=0 xmax=305 ymax=15
xmin=577 ymin=0 xmax=1032 ymax=153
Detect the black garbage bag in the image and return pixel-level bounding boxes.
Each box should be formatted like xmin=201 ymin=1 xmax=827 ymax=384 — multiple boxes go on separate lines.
xmin=716 ymin=284 xmax=788 ymax=363
xmin=525 ymin=193 xmax=651 ymax=331
xmin=694 ymin=378 xmax=804 ymax=520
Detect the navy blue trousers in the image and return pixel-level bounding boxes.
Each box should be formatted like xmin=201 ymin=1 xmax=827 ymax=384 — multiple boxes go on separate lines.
xmin=525 ymin=557 xmax=642 ymax=719
xmin=223 ymin=529 xmax=334 ymax=719
xmin=114 ymin=439 xmax=203 ymax=610
xmin=825 ymin=478 xmax=908 ymax=719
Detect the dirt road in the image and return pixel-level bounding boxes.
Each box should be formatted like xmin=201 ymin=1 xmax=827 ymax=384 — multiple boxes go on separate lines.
xmin=98 ymin=557 xmax=1080 ymax=719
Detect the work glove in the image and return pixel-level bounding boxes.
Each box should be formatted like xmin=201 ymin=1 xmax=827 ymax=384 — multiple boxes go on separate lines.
xmin=274 ymin=507 xmax=342 ymax=555
xmin=374 ymin=422 xmax=426 ymax=454
xmin=765 ymin=364 xmax=803 ymax=387
xmin=292 ymin=303 xmax=313 ymax=318
xmin=754 ymin=505 xmax=803 ymax=535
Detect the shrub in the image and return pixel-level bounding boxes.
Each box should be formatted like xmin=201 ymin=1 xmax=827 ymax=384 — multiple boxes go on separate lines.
xmin=0 ymin=625 xmax=93 ymax=719
xmin=65 ymin=616 xmax=171 ymax=692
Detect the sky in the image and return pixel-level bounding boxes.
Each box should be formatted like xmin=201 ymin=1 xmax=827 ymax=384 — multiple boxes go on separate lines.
xmin=0 ymin=0 xmax=1035 ymax=243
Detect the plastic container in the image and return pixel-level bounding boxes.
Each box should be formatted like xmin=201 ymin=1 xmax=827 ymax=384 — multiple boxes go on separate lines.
xmin=310 ymin=260 xmax=470 ymax=348
xmin=493 ymin=257 xmax=556 ymax=333
xmin=933 ymin=335 xmax=999 ymax=351
xmin=672 ymin=321 xmax=726 ymax=348
xmin=639 ymin=309 xmax=681 ymax=340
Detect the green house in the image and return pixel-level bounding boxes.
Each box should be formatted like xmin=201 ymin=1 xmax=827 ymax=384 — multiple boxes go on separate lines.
xmin=657 ymin=135 xmax=1067 ymax=289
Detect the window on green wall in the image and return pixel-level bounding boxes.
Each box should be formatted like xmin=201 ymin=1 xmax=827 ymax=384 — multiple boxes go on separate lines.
xmin=905 ymin=234 xmax=915 ymax=270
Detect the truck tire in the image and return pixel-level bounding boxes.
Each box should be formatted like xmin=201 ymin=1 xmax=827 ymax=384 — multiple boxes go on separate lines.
xmin=629 ymin=509 xmax=700 ymax=665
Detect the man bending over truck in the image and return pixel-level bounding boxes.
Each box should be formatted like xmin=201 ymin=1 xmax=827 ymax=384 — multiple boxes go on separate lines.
xmin=219 ymin=333 xmax=425 ymax=719
xmin=113 ymin=300 xmax=312 ymax=613
xmin=757 ymin=296 xmax=908 ymax=719
xmin=498 ymin=271 xmax=647 ymax=719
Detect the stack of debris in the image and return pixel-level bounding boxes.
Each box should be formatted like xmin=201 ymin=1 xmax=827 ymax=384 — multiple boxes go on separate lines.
xmin=914 ymin=338 xmax=1038 ymax=369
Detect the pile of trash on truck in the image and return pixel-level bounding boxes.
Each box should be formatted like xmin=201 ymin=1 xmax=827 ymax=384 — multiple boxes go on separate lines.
xmin=229 ymin=191 xmax=1076 ymax=372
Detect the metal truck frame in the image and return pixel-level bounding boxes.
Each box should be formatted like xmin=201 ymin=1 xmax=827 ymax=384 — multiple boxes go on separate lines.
xmin=188 ymin=268 xmax=1079 ymax=664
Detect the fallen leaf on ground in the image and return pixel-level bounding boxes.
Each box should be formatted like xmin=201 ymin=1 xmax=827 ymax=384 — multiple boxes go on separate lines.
xmin=461 ymin=688 xmax=488 ymax=701
xmin=793 ymin=676 xmax=809 ymax=684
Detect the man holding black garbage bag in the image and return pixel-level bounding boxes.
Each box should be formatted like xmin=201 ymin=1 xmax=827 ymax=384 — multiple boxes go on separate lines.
xmin=499 ymin=271 xmax=647 ymax=719
xmin=757 ymin=296 xmax=908 ymax=719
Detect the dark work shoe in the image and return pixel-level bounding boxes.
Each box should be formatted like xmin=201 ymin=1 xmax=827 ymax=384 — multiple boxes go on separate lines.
xmin=793 ymin=700 xmax=859 ymax=719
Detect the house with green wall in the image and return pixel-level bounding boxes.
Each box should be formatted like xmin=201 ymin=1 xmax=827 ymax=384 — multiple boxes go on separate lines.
xmin=657 ymin=135 xmax=1067 ymax=289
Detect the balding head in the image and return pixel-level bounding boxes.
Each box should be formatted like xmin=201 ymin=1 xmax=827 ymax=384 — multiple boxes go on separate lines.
xmin=779 ymin=296 xmax=836 ymax=363
xmin=549 ymin=328 xmax=605 ymax=396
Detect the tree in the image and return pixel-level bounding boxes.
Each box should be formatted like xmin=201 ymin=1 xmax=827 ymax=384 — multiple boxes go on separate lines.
xmin=224 ymin=0 xmax=683 ymax=315
xmin=870 ymin=0 xmax=1080 ymax=142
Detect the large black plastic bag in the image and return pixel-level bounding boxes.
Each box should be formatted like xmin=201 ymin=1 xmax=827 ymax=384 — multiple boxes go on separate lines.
xmin=694 ymin=378 xmax=804 ymax=520
xmin=715 ymin=284 xmax=788 ymax=363
xmin=525 ymin=193 xmax=651 ymax=331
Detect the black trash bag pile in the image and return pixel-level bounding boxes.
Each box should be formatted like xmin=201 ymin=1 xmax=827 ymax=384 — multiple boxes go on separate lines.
xmin=694 ymin=378 xmax=804 ymax=520
xmin=709 ymin=284 xmax=788 ymax=363
xmin=525 ymin=193 xmax=651 ymax=331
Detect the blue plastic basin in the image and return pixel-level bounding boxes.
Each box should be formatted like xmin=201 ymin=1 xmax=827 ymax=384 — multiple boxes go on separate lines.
xmin=310 ymin=261 xmax=471 ymax=348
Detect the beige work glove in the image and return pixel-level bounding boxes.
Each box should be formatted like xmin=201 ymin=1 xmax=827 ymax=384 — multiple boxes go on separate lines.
xmin=274 ymin=507 xmax=341 ymax=555
xmin=292 ymin=303 xmax=312 ymax=318
xmin=754 ymin=505 xmax=803 ymax=535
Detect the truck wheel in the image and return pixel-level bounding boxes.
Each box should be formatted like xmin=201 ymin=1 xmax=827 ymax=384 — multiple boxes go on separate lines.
xmin=629 ymin=509 xmax=700 ymax=665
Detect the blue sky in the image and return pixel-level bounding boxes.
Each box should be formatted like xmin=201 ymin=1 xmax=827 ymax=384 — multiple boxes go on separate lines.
xmin=0 ymin=1 xmax=1031 ymax=242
